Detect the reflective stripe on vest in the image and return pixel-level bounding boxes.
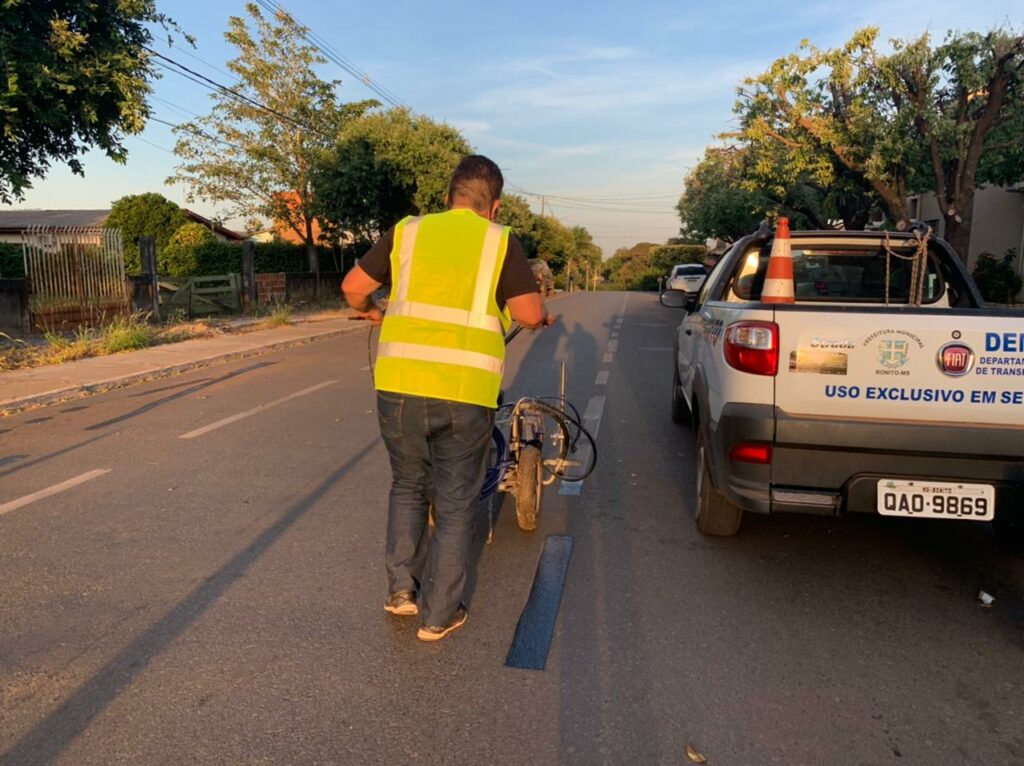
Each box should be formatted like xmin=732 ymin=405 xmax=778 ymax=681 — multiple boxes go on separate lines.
xmin=375 ymin=210 xmax=509 ymax=407
xmin=384 ymin=299 xmax=504 ymax=333
xmin=377 ymin=342 xmax=504 ymax=375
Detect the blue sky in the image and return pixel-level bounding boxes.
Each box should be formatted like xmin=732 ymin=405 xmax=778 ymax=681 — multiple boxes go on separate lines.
xmin=11 ymin=0 xmax=1022 ymax=255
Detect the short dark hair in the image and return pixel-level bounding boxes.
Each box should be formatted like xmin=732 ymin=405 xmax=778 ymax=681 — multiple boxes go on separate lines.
xmin=447 ymin=155 xmax=504 ymax=211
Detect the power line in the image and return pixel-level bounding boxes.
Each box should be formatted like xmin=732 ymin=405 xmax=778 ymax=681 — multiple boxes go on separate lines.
xmin=253 ymin=0 xmax=410 ymax=110
xmin=149 ymin=95 xmax=202 ymax=119
xmin=150 ymin=116 xmax=247 ymax=152
xmin=509 ymin=186 xmax=675 ymax=213
xmin=131 ymin=135 xmax=175 ymax=154
xmin=168 ymin=41 xmax=240 ymax=85
xmin=147 ymin=48 xmax=328 ymax=138
xmin=511 ymin=186 xmax=679 ymax=202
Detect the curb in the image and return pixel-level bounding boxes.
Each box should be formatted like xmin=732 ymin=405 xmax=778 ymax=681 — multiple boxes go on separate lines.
xmin=0 ymin=323 xmax=368 ymax=416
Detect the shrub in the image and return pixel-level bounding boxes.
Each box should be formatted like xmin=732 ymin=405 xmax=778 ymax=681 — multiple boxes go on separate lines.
xmin=161 ymin=223 xmax=216 ymax=277
xmin=105 ymin=193 xmax=189 ymax=274
xmin=0 ymin=243 xmax=24 ymax=278
xmin=972 ymin=249 xmax=1022 ymax=304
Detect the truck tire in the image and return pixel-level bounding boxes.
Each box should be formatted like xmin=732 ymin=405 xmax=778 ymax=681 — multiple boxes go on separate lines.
xmin=671 ymin=361 xmax=692 ymax=425
xmin=695 ymin=432 xmax=742 ymax=536
xmin=515 ymin=445 xmax=543 ymax=532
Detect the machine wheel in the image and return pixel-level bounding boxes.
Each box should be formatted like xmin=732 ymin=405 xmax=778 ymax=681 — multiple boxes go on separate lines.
xmin=695 ymin=432 xmax=742 ymax=536
xmin=671 ymin=361 xmax=691 ymax=425
xmin=515 ymin=445 xmax=543 ymax=532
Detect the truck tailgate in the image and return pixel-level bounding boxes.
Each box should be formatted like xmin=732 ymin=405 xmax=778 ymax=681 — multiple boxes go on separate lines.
xmin=775 ymin=308 xmax=1023 ymax=441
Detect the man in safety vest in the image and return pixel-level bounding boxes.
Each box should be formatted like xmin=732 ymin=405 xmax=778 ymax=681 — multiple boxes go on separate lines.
xmin=342 ymin=155 xmax=553 ymax=641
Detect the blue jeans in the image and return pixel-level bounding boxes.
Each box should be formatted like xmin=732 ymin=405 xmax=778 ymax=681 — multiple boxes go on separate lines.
xmin=376 ymin=391 xmax=494 ymax=627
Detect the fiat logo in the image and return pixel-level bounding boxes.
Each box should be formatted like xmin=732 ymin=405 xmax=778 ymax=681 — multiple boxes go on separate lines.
xmin=936 ymin=342 xmax=974 ymax=376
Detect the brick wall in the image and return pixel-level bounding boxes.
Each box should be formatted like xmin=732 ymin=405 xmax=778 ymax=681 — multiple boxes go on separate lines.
xmin=256 ymin=272 xmax=286 ymax=306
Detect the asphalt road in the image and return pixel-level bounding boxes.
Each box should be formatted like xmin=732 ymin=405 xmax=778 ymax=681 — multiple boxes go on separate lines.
xmin=1 ymin=291 xmax=1023 ymax=766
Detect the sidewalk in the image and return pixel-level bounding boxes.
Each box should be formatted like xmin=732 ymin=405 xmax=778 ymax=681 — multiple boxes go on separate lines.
xmin=0 ymin=312 xmax=369 ymax=415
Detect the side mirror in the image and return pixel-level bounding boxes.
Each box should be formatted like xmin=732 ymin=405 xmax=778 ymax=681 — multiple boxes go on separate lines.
xmin=659 ymin=288 xmax=687 ymax=308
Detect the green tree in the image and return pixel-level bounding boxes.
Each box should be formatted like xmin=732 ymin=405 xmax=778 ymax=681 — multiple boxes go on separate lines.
xmin=167 ymin=3 xmax=375 ymax=273
xmin=734 ymin=26 xmax=1024 ymax=259
xmin=312 ymin=108 xmax=472 ymax=242
xmin=0 ymin=1 xmax=184 ymax=202
xmin=534 ymin=216 xmax=577 ymax=275
xmin=104 ymin=193 xmax=189 ymax=273
xmin=678 ymin=147 xmax=770 ymax=240
xmin=496 ymin=193 xmax=540 ymax=257
xmin=677 ymin=145 xmax=846 ymax=239
xmin=161 ymin=221 xmax=216 ymax=276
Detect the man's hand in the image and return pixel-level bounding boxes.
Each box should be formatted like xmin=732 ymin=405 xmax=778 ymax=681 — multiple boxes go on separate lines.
xmin=542 ymin=312 xmax=557 ymax=327
xmin=355 ymin=306 xmax=384 ymax=325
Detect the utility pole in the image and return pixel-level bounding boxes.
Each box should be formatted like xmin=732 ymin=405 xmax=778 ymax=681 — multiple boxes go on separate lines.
xmin=585 ymin=261 xmax=590 ymax=292
xmin=541 ymin=196 xmax=546 ymax=217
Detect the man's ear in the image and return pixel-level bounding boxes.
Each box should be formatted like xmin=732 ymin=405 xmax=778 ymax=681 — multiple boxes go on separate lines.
xmin=490 ymin=199 xmax=501 ymax=221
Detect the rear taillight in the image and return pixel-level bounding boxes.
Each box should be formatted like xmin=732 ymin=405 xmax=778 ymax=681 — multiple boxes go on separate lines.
xmin=724 ymin=321 xmax=779 ymax=376
xmin=730 ymin=442 xmax=773 ymax=464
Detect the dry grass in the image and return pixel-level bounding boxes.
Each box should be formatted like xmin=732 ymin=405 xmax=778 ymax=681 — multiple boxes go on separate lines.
xmin=0 ymin=314 xmax=223 ymax=372
xmin=257 ymin=303 xmax=294 ymax=328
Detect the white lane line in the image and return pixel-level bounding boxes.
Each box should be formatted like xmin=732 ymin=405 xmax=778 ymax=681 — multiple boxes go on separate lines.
xmin=0 ymin=469 xmax=111 ymax=517
xmin=607 ymin=339 xmax=619 ymax=353
xmin=595 ymin=370 xmax=609 ymax=385
xmin=610 ymin=331 xmax=619 ymax=339
xmin=560 ymin=395 xmax=606 ymax=495
xmin=602 ymin=352 xmax=613 ymax=363
xmin=638 ymin=346 xmax=672 ymax=352
xmin=179 ymin=381 xmax=338 ymax=440
xmin=583 ymin=396 xmax=606 ymax=427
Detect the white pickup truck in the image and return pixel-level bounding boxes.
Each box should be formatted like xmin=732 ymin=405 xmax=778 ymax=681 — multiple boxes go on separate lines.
xmin=663 ymin=224 xmax=1024 ymax=546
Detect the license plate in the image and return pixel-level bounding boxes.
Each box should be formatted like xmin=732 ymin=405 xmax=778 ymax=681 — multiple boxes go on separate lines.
xmin=876 ymin=479 xmax=995 ymax=520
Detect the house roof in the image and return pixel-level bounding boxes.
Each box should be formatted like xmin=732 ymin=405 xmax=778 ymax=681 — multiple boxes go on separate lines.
xmin=0 ymin=208 xmax=246 ymax=240
xmin=0 ymin=209 xmax=110 ymax=231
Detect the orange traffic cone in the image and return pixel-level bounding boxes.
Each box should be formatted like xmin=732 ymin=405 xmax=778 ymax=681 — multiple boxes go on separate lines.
xmin=761 ymin=217 xmax=794 ymax=304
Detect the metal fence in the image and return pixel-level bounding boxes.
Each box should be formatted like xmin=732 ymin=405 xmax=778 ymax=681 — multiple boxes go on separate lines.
xmin=21 ymin=226 xmax=130 ymax=330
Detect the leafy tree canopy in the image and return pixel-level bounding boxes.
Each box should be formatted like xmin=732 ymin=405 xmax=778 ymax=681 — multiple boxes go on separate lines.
xmin=104 ymin=192 xmax=189 ymax=273
xmin=167 ymin=2 xmax=376 ymax=270
xmin=732 ymin=26 xmax=1024 ymax=259
xmin=312 ymin=107 xmax=471 ymax=243
xmin=0 ymin=0 xmax=184 ymax=202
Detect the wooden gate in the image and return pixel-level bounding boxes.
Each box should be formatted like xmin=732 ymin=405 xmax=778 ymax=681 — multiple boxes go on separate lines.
xmin=21 ymin=226 xmax=130 ymax=330
xmin=158 ymin=274 xmax=242 ymax=318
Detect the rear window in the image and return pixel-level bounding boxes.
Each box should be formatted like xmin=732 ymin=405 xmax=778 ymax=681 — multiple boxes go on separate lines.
xmin=672 ymin=265 xmax=705 ymax=276
xmin=728 ymin=245 xmax=945 ymax=304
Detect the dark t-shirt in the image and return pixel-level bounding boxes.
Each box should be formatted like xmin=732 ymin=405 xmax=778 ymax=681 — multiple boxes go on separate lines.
xmin=358 ymin=222 xmax=538 ymax=309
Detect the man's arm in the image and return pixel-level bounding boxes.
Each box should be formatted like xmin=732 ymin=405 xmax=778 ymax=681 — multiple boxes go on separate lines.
xmin=342 ymin=265 xmax=384 ymax=323
xmin=506 ymin=292 xmax=554 ymax=329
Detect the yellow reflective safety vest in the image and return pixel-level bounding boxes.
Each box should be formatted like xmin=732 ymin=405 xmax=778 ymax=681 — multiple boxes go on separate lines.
xmin=375 ymin=209 xmax=512 ymax=408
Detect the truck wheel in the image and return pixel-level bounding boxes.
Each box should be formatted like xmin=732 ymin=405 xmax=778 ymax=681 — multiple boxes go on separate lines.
xmin=671 ymin=362 xmax=691 ymax=425
xmin=695 ymin=433 xmax=742 ymax=536
xmin=515 ymin=445 xmax=543 ymax=532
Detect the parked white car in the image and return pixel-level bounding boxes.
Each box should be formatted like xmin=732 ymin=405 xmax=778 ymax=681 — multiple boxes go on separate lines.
xmin=666 ymin=263 xmax=706 ymax=294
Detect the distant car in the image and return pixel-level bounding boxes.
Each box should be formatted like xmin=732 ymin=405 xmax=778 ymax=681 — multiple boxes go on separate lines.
xmin=529 ymin=258 xmax=555 ymax=296
xmin=666 ymin=263 xmax=707 ymax=293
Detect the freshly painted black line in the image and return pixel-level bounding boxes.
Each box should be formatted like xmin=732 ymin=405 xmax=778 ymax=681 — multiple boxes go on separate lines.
xmin=505 ymin=534 xmax=573 ymax=671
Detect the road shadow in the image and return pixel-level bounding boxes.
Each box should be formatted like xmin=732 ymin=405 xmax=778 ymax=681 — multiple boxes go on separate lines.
xmin=0 ymin=440 xmax=377 ymax=766
xmin=85 ymin=362 xmax=275 ymax=431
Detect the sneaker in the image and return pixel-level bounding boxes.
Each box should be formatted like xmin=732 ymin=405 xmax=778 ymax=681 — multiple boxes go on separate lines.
xmin=384 ymin=590 xmax=418 ymax=616
xmin=417 ymin=606 xmax=468 ymax=642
